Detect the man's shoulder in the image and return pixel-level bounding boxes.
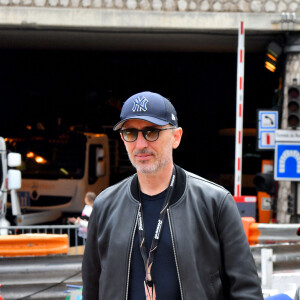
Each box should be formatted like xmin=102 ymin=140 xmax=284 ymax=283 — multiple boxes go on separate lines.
xmin=180 ymin=168 xmax=231 ymax=202
xmin=89 ymin=174 xmax=138 ymax=224
xmin=98 ymin=174 xmax=134 ymax=198
xmin=172 ymin=167 xmax=235 ymax=217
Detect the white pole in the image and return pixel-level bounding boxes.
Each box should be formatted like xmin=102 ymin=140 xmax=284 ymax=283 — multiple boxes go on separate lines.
xmin=261 ymin=248 xmax=273 ymax=289
xmin=234 ymin=21 xmax=245 ymax=197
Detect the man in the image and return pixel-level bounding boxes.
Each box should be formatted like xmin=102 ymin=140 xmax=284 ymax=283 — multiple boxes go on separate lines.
xmin=82 ymin=91 xmax=263 ymax=299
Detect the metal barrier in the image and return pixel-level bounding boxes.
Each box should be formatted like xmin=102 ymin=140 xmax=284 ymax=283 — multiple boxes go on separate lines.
xmin=0 ymin=255 xmax=83 ymax=300
xmin=241 ymin=217 xmax=300 ymax=245
xmin=251 ymin=243 xmax=300 ymax=272
xmin=251 ymin=243 xmax=300 ymax=294
xmin=0 ymin=224 xmax=299 ymax=299
xmin=0 ymin=225 xmax=86 ymax=255
xmin=250 ymin=223 xmax=300 ymax=245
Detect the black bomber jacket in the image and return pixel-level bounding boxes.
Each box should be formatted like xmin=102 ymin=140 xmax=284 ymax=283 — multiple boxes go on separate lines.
xmin=82 ymin=165 xmax=263 ymax=300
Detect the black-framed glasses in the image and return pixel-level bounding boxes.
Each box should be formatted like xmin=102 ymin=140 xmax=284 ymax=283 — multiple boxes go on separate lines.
xmin=120 ymin=127 xmax=176 ymax=142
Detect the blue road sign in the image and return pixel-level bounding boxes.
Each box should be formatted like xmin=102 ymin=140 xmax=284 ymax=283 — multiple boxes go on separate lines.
xmin=257 ymin=110 xmax=278 ymax=150
xmin=259 ymin=111 xmax=278 ymax=130
xmin=275 ymin=143 xmax=300 ymax=181
xmin=259 ymin=130 xmax=276 ymax=149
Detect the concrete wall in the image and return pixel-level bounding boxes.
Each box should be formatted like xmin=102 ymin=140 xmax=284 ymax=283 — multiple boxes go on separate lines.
xmin=0 ymin=0 xmax=299 ymax=32
xmin=0 ymin=0 xmax=300 ymax=13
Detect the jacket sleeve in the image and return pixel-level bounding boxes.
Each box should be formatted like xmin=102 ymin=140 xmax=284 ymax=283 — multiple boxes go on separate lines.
xmin=82 ymin=207 xmax=101 ymax=300
xmin=217 ymin=193 xmax=263 ymax=299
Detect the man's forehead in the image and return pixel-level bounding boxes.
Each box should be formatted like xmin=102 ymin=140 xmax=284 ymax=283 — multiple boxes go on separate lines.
xmin=122 ymin=119 xmax=157 ymax=128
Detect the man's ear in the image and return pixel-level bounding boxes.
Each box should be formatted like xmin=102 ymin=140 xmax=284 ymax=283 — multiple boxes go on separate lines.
xmin=172 ymin=127 xmax=183 ymax=149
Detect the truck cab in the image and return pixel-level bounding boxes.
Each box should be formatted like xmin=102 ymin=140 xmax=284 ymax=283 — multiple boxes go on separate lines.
xmin=5 ymin=131 xmax=110 ymax=224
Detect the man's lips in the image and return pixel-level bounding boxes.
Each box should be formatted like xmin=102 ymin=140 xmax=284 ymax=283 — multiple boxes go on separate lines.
xmin=136 ymin=153 xmax=152 ymax=161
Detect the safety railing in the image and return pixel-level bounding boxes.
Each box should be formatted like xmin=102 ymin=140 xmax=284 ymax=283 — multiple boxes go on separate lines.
xmin=0 ymin=225 xmax=86 ymax=256
xmin=251 ymin=243 xmax=300 ymax=295
xmin=0 ymin=254 xmax=83 ymax=300
xmin=241 ymin=217 xmax=300 ymax=245
xmin=251 ymin=243 xmax=300 ymax=272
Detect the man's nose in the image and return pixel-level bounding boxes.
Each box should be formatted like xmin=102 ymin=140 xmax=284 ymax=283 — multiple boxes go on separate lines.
xmin=135 ymin=132 xmax=148 ymax=148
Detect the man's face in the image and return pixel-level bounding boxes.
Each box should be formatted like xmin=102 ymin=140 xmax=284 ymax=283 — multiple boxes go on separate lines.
xmin=120 ymin=119 xmax=182 ymax=174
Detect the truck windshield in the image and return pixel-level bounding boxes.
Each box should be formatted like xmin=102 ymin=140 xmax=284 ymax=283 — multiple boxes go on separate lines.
xmin=6 ymin=133 xmax=86 ymax=179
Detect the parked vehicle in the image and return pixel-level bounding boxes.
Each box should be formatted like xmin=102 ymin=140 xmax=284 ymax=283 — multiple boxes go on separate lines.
xmin=0 ymin=137 xmax=22 ymax=232
xmin=5 ymin=131 xmax=110 ymax=225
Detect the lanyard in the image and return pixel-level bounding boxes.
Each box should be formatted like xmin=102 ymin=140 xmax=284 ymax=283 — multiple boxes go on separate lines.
xmin=137 ymin=167 xmax=176 ymax=300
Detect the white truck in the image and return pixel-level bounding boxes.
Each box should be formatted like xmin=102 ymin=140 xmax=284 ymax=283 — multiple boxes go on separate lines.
xmin=5 ymin=131 xmax=110 ymax=225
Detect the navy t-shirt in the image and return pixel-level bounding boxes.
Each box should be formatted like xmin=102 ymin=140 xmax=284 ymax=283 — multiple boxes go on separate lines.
xmin=128 ymin=189 xmax=181 ymax=300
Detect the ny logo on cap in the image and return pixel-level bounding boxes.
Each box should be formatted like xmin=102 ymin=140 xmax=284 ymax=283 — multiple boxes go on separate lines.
xmin=132 ymin=96 xmax=148 ymax=112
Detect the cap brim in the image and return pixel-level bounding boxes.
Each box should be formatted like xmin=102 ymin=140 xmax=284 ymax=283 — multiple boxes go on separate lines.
xmin=297 ymin=227 xmax=300 ymax=236
xmin=113 ymin=116 xmax=169 ymax=131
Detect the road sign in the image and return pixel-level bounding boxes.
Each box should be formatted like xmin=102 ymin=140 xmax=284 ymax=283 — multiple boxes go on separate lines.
xmin=257 ymin=110 xmax=278 ymax=150
xmin=260 ymin=131 xmax=275 ymax=147
xmin=275 ymin=143 xmax=300 ymax=181
xmin=275 ymin=129 xmax=300 ymax=142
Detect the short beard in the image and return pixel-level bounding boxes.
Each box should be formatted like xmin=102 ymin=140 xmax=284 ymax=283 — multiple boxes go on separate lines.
xmin=129 ymin=147 xmax=172 ymax=175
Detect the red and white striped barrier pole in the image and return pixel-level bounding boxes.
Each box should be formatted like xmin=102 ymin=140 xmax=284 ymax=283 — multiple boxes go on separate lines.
xmin=234 ymin=21 xmax=245 ymax=197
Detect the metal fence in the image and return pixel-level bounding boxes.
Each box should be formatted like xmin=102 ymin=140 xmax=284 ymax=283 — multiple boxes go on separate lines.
xmin=0 ymin=225 xmax=85 ymax=299
xmin=0 ymin=254 xmax=83 ymax=300
xmin=250 ymin=223 xmax=300 ymax=244
xmin=0 ymin=225 xmax=300 ymax=299
xmin=251 ymin=243 xmax=300 ymax=294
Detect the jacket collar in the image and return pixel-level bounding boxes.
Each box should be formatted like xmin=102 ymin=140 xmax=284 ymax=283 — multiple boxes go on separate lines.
xmin=130 ymin=164 xmax=186 ymax=205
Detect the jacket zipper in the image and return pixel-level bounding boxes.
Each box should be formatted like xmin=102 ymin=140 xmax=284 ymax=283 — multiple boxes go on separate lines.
xmin=125 ymin=203 xmax=140 ymax=300
xmin=167 ymin=209 xmax=184 ymax=300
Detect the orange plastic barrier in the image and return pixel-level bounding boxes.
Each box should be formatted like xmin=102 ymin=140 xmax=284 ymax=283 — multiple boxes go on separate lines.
xmin=241 ymin=217 xmax=261 ymax=245
xmin=248 ymin=223 xmax=260 ymax=245
xmin=241 ymin=217 xmax=256 ymax=242
xmin=0 ymin=234 xmax=69 ymax=257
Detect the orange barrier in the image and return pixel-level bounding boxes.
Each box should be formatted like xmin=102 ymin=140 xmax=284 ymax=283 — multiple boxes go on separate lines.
xmin=0 ymin=234 xmax=69 ymax=257
xmin=248 ymin=222 xmax=260 ymax=245
xmin=241 ymin=217 xmax=256 ymax=244
xmin=241 ymin=217 xmax=261 ymax=245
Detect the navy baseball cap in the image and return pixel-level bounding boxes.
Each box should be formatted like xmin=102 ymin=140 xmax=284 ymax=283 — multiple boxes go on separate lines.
xmin=113 ymin=91 xmax=178 ymax=131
